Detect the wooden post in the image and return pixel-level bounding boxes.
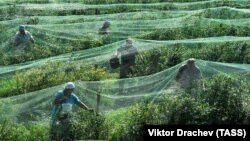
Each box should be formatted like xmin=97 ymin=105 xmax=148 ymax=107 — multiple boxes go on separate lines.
xmin=95 ymin=91 xmax=101 ymax=140
xmin=94 ymin=64 xmax=101 ymax=139
xmin=96 ymin=93 xmax=100 ymax=115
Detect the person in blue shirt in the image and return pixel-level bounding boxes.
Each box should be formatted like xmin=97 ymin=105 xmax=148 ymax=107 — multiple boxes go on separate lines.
xmin=50 ymin=82 xmax=93 ymax=140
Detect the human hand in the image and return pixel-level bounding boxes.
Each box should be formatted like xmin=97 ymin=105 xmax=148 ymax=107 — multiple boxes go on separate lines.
xmin=88 ymin=108 xmax=94 ymax=112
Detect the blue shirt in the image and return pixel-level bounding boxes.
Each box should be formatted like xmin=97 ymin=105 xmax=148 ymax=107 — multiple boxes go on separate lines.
xmin=51 ymin=90 xmax=81 ymax=116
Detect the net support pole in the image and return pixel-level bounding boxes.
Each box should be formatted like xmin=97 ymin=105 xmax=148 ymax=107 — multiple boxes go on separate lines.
xmin=95 ymin=92 xmax=101 ymax=140
xmin=96 ymin=93 xmax=100 ymax=115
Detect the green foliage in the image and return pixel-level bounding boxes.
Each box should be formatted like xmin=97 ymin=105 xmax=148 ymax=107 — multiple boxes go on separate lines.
xmin=133 ymin=49 xmax=167 ymax=76
xmin=102 ymin=94 xmax=210 ymax=140
xmin=186 ymin=42 xmax=250 ymax=63
xmin=121 ymin=103 xmax=161 ymax=141
xmin=0 ymin=34 xmax=105 ymax=65
xmin=0 ymin=5 xmax=18 ymax=21
xmin=81 ymin=0 xmax=208 ymax=4
xmin=203 ymin=74 xmax=246 ymax=124
xmin=72 ymin=110 xmax=105 ymax=140
xmin=197 ymin=7 xmax=250 ymax=19
xmin=158 ymin=94 xmax=211 ymax=124
xmin=100 ymin=78 xmax=250 ymax=140
xmin=242 ymin=92 xmax=250 ymax=124
xmin=1 ymin=1 xmax=250 ymax=140
xmin=0 ymin=120 xmax=49 ymax=141
xmin=133 ymin=45 xmax=184 ymax=77
xmin=0 ymin=79 xmax=19 ymax=97
xmin=138 ymin=23 xmax=250 ymax=40
xmin=100 ymin=108 xmax=128 ymax=140
xmin=103 ymin=103 xmax=161 ymax=141
xmin=0 ymin=62 xmax=109 ymax=97
xmin=26 ymin=17 xmax=39 ymax=25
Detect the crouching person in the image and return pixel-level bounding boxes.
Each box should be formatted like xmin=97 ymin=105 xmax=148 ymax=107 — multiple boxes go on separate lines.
xmin=50 ymin=82 xmax=93 ymax=141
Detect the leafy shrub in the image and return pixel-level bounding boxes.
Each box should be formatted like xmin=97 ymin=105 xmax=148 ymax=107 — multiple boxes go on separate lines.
xmin=103 ymin=103 xmax=161 ymax=141
xmin=0 ymin=31 xmax=112 ymax=65
xmin=72 ymin=110 xmax=105 ymax=140
xmin=132 ymin=45 xmax=184 ymax=77
xmin=0 ymin=79 xmax=19 ymax=97
xmin=186 ymin=42 xmax=250 ymax=63
xmin=203 ymin=74 xmax=246 ymax=124
xmin=158 ymin=94 xmax=211 ymax=125
xmin=0 ymin=120 xmax=49 ymax=141
xmin=0 ymin=62 xmax=109 ymax=97
xmin=102 ymin=93 xmax=211 ymax=141
xmin=138 ymin=23 xmax=250 ymax=40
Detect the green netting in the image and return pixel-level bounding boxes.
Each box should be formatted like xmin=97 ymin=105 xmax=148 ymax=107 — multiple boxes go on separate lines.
xmin=1 ymin=7 xmax=250 ymax=64
xmin=1 ymin=59 xmax=250 ymax=124
xmin=1 ymin=36 xmax=250 ymax=79
xmin=1 ymin=2 xmax=250 ymax=68
xmin=0 ymin=1 xmax=250 ymax=140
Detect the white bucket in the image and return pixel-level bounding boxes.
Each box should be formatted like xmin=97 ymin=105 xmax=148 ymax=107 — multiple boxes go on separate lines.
xmin=61 ymin=103 xmax=73 ymax=113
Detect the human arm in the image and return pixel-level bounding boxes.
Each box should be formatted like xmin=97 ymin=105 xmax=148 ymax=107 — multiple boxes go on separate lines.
xmin=73 ymin=94 xmax=93 ymax=111
xmin=54 ymin=95 xmax=68 ymax=105
xmin=30 ymin=36 xmax=35 ymax=44
xmin=77 ymin=101 xmax=93 ymax=111
xmin=175 ymin=65 xmax=186 ymax=81
xmin=27 ymin=32 xmax=35 ymax=44
xmin=116 ymin=47 xmax=122 ymax=57
xmin=116 ymin=48 xmax=123 ymax=64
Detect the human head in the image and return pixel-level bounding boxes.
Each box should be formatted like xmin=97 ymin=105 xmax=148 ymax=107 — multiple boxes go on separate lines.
xmin=102 ymin=20 xmax=111 ymax=29
xmin=19 ymin=25 xmax=25 ymax=34
xmin=125 ymin=37 xmax=133 ymax=46
xmin=64 ymin=82 xmax=75 ymax=97
xmin=186 ymin=58 xmax=196 ymax=67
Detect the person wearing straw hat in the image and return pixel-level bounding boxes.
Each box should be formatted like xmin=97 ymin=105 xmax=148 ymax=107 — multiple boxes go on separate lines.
xmin=50 ymin=82 xmax=93 ymax=140
xmin=14 ymin=25 xmax=35 ymax=47
xmin=98 ymin=20 xmax=111 ymax=35
xmin=175 ymin=58 xmax=203 ymax=94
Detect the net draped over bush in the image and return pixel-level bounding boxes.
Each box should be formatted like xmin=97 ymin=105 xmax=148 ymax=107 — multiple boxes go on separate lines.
xmin=1 ymin=0 xmax=250 ymax=140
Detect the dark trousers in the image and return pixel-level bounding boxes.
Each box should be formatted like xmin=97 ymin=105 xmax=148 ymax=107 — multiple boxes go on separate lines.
xmin=119 ymin=64 xmax=133 ymax=94
xmin=119 ymin=64 xmax=133 ymax=79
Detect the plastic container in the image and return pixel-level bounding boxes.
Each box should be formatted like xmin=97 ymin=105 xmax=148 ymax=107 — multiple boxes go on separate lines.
xmin=61 ymin=103 xmax=73 ymax=113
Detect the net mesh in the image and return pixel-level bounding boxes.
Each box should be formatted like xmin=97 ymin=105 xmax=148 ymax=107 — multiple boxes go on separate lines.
xmin=0 ymin=0 xmax=250 ymax=130
xmin=1 ymin=59 xmax=250 ymax=124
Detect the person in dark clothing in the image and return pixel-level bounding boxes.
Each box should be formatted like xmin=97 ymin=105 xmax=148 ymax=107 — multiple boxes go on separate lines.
xmin=175 ymin=58 xmax=203 ymax=98
xmin=115 ymin=38 xmax=138 ymax=95
xmin=116 ymin=38 xmax=138 ymax=78
xmin=98 ymin=20 xmax=111 ymax=35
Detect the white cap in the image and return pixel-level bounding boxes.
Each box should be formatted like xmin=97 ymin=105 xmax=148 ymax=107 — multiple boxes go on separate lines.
xmin=64 ymin=82 xmax=75 ymax=89
xmin=187 ymin=58 xmax=195 ymax=64
xmin=126 ymin=37 xmax=132 ymax=44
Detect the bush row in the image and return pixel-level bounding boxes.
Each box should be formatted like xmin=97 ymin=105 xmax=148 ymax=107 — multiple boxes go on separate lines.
xmin=138 ymin=22 xmax=250 ymax=40
xmin=1 ymin=41 xmax=250 ymax=97
xmin=1 ymin=74 xmax=248 ymax=141
xmin=100 ymin=74 xmax=249 ymax=141
xmin=0 ymin=61 xmax=110 ymax=97
xmin=0 ymin=34 xmax=115 ymax=65
xmin=1 ymin=1 xmax=248 ymax=18
xmin=131 ymin=41 xmax=250 ymax=77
